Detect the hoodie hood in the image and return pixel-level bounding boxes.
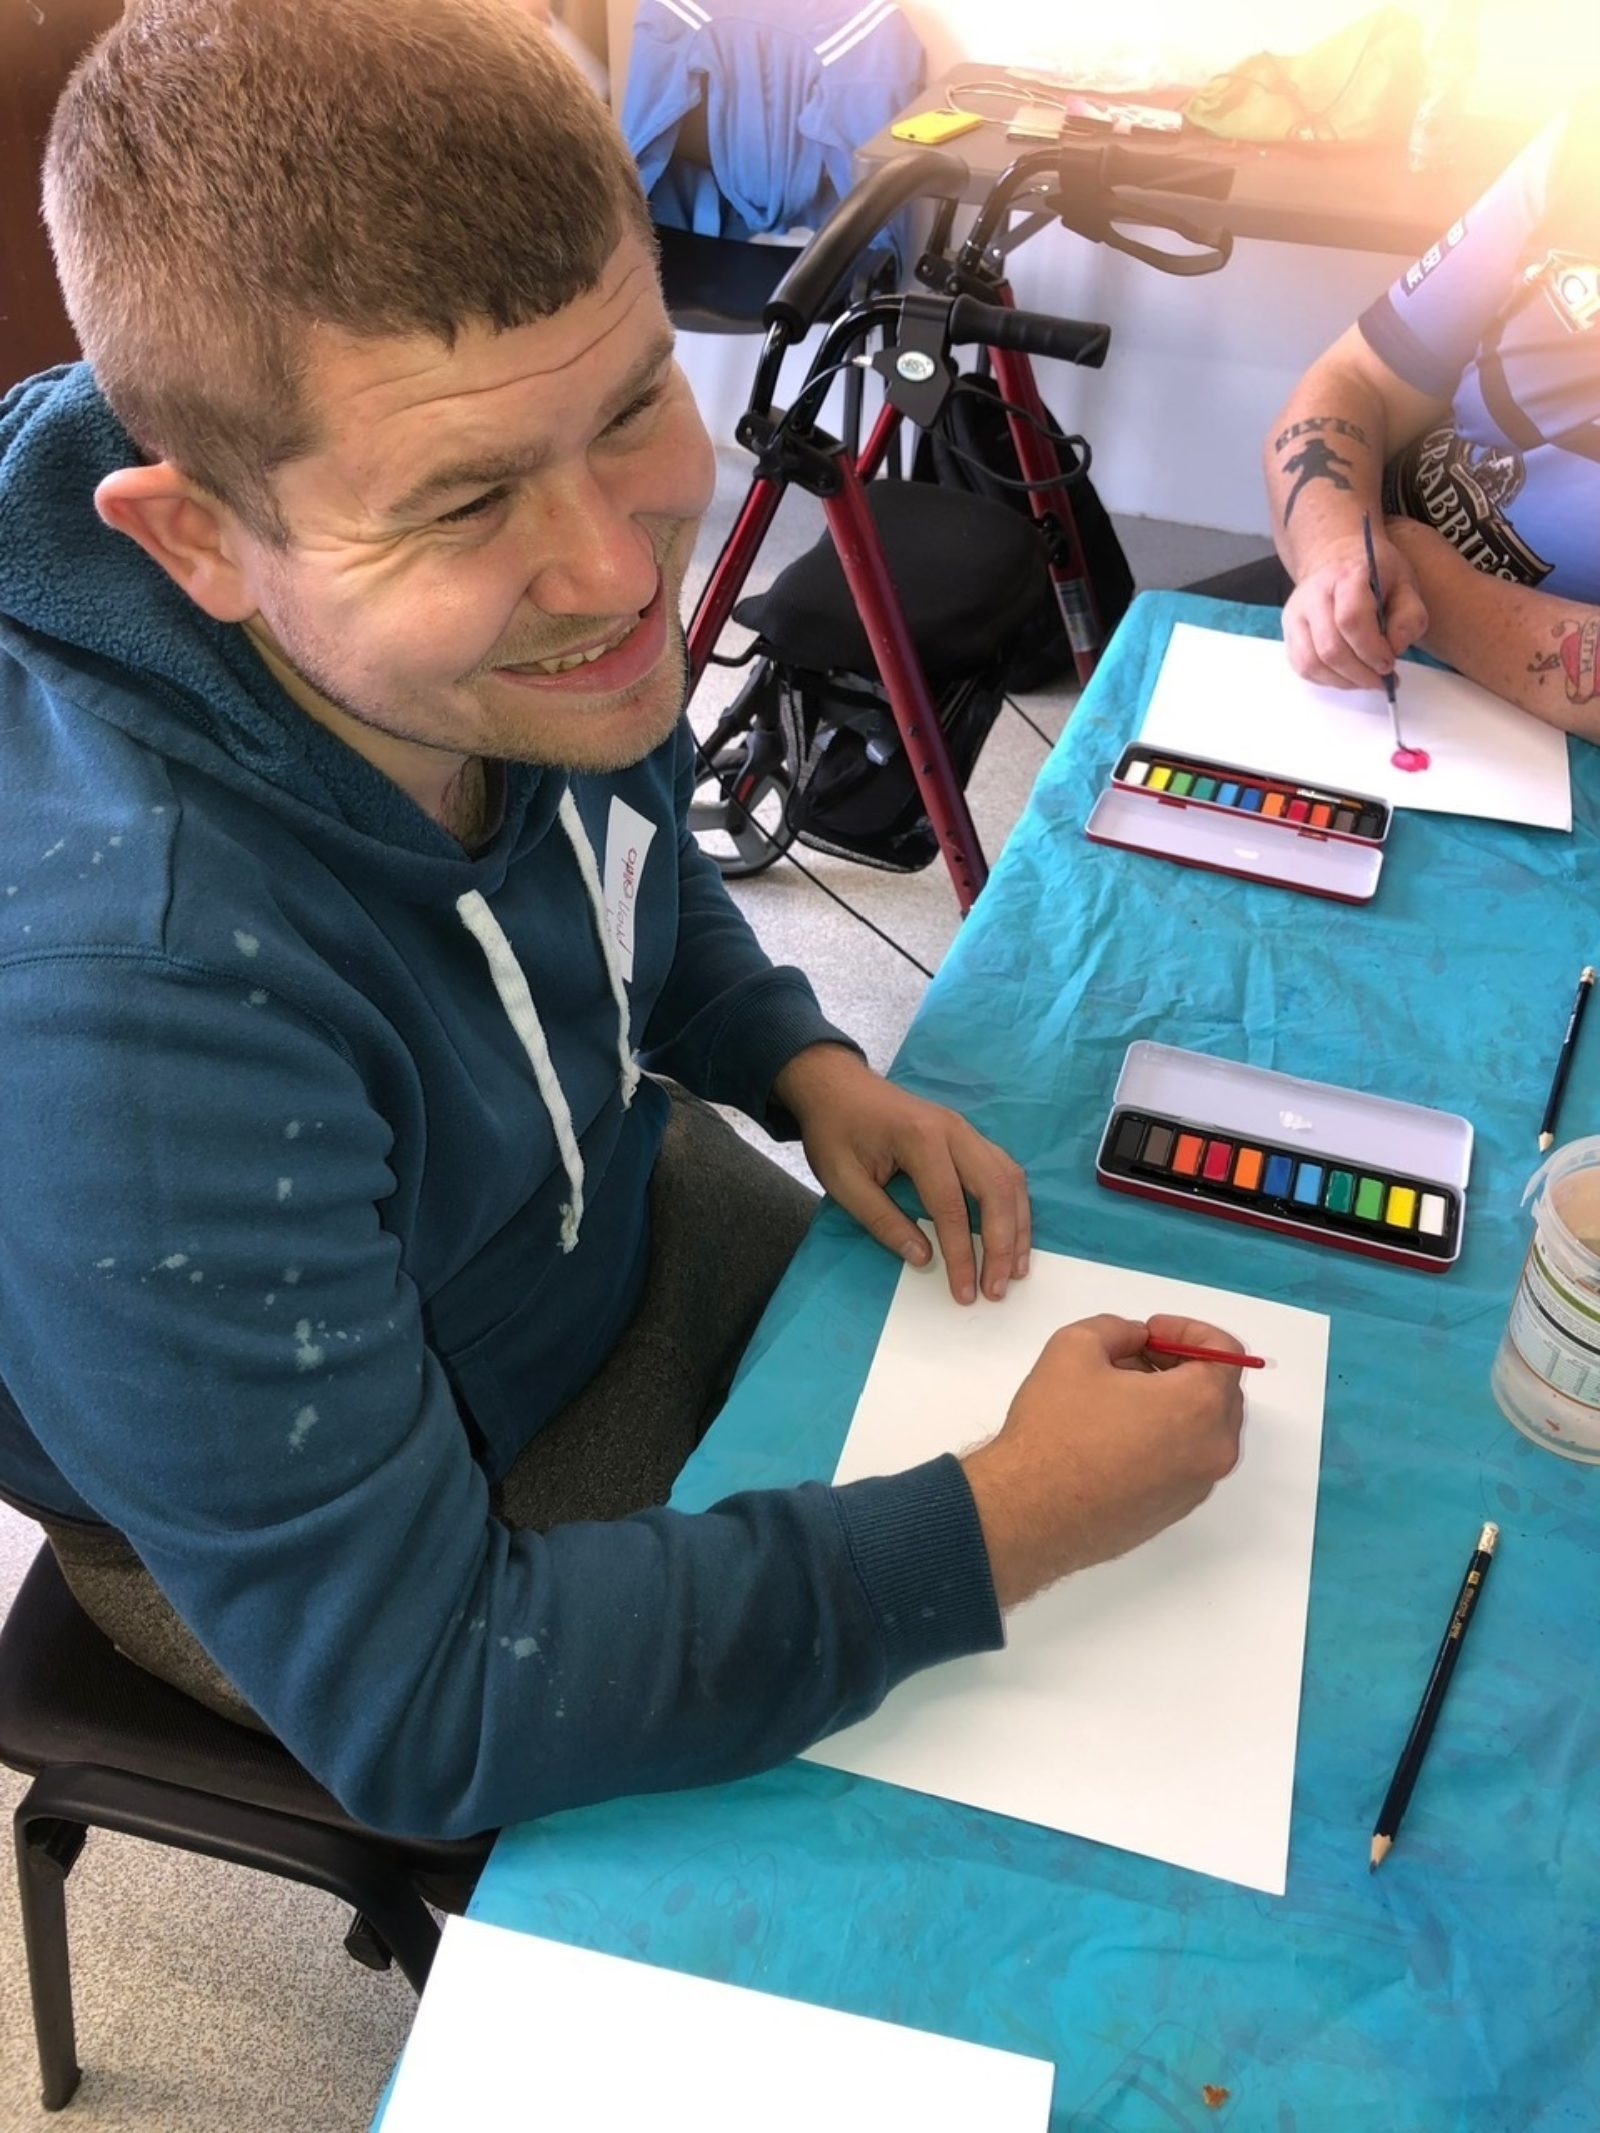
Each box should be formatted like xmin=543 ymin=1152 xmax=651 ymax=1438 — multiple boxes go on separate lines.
xmin=0 ymin=363 xmax=562 ymax=901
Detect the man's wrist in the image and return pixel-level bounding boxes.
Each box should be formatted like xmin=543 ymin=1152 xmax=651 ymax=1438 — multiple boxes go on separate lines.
xmin=1382 ymin=514 xmax=1456 ymax=617
xmin=771 ymin=1040 xmax=871 ymax=1124
xmin=1290 ymin=520 xmax=1376 ymax=577
xmin=959 ymin=1440 xmax=1063 ymax=1613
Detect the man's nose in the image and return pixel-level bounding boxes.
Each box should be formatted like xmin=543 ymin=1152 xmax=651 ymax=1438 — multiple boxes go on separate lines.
xmin=525 ymin=469 xmax=659 ymax=619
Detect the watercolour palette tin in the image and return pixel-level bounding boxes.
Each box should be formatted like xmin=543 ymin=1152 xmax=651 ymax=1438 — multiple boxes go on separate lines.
xmin=1097 ymin=1043 xmax=1471 ymax=1272
xmin=1084 ymin=744 xmax=1393 ymax=903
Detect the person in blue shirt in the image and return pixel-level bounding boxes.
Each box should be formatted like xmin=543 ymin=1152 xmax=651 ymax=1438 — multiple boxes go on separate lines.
xmin=622 ymin=0 xmax=923 ymax=255
xmin=1262 ymin=93 xmax=1600 ymax=737
xmin=0 ymin=0 xmax=1244 ymax=1841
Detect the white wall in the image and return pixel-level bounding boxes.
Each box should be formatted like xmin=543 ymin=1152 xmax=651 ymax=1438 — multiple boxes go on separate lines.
xmin=986 ymin=228 xmax=1405 ymax=533
xmin=672 ymin=0 xmax=1590 ymax=535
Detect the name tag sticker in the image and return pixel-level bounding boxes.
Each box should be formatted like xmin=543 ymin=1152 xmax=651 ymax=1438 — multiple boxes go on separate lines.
xmin=602 ymin=796 xmax=657 ymax=984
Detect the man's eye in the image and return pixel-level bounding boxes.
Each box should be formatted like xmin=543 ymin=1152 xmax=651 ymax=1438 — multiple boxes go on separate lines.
xmin=607 ymin=384 xmax=667 ymax=435
xmin=437 ymin=486 xmax=508 ymax=526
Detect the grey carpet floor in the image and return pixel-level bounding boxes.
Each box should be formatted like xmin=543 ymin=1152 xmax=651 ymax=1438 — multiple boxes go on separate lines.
xmin=0 ymin=456 xmax=1267 ymax=2131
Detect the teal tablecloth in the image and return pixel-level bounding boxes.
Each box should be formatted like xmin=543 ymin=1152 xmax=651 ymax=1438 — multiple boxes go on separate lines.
xmin=464 ymin=593 xmax=1600 ymax=2130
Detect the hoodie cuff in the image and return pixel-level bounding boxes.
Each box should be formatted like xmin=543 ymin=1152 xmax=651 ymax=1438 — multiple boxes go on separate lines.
xmin=717 ymin=974 xmax=863 ymax=1138
xmin=830 ymin=1453 xmax=1004 ymax=1687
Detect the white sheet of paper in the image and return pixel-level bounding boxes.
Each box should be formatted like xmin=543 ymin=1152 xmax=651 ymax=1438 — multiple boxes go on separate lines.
xmin=382 ymin=1917 xmax=1054 ymax=2133
xmin=1139 ymin=621 xmax=1571 ymax=830
xmin=805 ymin=1245 xmax=1329 ymax=1895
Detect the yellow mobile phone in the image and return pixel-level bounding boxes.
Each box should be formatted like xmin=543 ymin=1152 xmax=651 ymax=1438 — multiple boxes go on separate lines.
xmin=890 ymin=109 xmax=984 ymax=145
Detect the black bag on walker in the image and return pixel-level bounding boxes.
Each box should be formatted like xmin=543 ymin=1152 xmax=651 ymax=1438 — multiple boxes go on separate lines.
xmin=730 ymin=480 xmax=1052 ymax=872
xmin=911 ymin=371 xmax=1135 ymax=690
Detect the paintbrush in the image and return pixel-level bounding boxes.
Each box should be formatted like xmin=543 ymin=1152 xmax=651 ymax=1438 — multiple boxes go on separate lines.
xmin=1361 ymin=511 xmax=1406 ymax=755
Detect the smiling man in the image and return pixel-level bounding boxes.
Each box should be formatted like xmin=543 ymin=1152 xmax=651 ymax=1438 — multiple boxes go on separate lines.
xmin=0 ymin=0 xmax=1245 ymax=1843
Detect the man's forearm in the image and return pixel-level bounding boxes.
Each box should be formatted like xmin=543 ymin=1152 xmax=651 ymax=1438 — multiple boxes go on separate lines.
xmin=1389 ymin=518 xmax=1600 ymax=740
xmin=1265 ymin=358 xmax=1391 ymax=579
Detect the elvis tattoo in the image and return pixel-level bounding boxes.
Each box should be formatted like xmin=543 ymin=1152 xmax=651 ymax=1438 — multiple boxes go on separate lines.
xmin=1281 ymin=438 xmax=1355 ymax=523
xmin=1273 ymin=415 xmax=1369 ymax=454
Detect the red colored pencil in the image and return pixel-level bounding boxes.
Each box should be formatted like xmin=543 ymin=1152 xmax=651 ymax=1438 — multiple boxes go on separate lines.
xmin=1145 ymin=1337 xmax=1266 ymax=1370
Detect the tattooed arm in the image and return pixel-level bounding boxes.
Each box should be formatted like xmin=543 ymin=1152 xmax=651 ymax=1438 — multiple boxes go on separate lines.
xmin=1384 ymin=517 xmax=1600 ymax=741
xmin=1265 ymin=326 xmax=1450 ymax=690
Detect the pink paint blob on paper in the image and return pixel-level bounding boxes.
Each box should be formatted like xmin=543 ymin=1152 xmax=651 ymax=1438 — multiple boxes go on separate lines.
xmin=1392 ymin=746 xmax=1430 ymax=773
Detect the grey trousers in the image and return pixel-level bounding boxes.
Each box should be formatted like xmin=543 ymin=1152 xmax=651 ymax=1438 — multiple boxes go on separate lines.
xmin=42 ymin=1089 xmax=817 ymax=1734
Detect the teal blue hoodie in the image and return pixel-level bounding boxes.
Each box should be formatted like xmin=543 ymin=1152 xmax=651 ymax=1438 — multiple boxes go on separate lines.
xmin=0 ymin=366 xmax=1001 ymax=1837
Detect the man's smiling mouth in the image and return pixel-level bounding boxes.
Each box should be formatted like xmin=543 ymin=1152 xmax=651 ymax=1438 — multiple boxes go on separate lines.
xmin=487 ymin=580 xmax=671 ymax=698
xmin=506 ymin=622 xmax=636 ymax=677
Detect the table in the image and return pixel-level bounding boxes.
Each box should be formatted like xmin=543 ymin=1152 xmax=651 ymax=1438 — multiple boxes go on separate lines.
xmin=855 ymin=66 xmax=1534 ymax=256
xmin=459 ymin=593 xmax=1600 ymax=2130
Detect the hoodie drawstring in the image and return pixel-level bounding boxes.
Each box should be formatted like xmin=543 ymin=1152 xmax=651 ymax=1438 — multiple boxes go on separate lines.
xmin=557 ymin=789 xmax=641 ymax=1112
xmin=455 ymin=792 xmax=637 ymax=1254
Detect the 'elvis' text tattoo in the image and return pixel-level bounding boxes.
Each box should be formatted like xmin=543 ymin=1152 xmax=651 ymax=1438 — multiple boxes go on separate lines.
xmin=1528 ymin=618 xmax=1600 ymax=705
xmin=1281 ymin=438 xmax=1355 ymax=523
xmin=1273 ymin=414 xmax=1369 ymax=453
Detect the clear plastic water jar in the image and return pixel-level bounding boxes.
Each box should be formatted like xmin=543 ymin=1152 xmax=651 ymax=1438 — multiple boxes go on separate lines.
xmin=1492 ymin=1137 xmax=1600 ymax=1461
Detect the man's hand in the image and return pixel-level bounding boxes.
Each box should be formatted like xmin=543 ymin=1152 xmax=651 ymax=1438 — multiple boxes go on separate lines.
xmin=1283 ymin=526 xmax=1429 ymax=691
xmin=773 ymin=1044 xmax=1029 ymax=1306
xmin=960 ymin=1313 xmax=1246 ymax=1610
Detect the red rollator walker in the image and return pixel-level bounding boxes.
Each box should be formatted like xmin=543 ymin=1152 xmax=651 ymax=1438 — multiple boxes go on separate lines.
xmin=686 ymin=141 xmax=1231 ymax=914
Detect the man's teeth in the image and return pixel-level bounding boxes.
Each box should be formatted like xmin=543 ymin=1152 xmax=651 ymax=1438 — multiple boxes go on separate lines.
xmin=521 ymin=634 xmax=627 ymax=675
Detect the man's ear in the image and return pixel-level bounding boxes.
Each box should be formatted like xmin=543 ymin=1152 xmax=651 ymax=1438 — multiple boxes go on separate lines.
xmin=95 ymin=464 xmax=260 ymax=623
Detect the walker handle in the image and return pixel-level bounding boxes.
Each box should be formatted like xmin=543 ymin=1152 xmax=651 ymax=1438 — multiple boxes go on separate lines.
xmin=946 ymin=297 xmax=1111 ymax=369
xmin=764 ymin=149 xmax=970 ymax=337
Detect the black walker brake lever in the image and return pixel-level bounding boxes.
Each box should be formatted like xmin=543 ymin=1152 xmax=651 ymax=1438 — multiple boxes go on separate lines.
xmin=867 ymin=295 xmax=958 ymax=427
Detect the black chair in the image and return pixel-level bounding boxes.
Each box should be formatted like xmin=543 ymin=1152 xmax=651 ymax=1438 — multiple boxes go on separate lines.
xmin=646 ymin=102 xmax=894 ymax=443
xmin=657 ymin=219 xmax=890 ymax=461
xmin=648 ymin=102 xmax=800 ymax=331
xmin=0 ymin=1541 xmax=495 ymax=2110
xmin=654 ymin=222 xmax=806 ymax=335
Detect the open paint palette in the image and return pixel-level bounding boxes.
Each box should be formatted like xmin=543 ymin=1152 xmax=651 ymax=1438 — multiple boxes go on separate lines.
xmin=1084 ymin=745 xmax=1393 ymax=903
xmin=1097 ymin=1042 xmax=1471 ymax=1271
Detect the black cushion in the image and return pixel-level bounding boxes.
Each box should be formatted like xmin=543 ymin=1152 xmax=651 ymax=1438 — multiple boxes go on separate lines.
xmin=733 ymin=481 xmax=1051 ymax=682
xmin=0 ymin=1545 xmax=493 ymax=1873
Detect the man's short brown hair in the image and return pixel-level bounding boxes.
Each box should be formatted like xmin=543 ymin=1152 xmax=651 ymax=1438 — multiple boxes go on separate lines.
xmin=43 ymin=0 xmax=653 ymax=540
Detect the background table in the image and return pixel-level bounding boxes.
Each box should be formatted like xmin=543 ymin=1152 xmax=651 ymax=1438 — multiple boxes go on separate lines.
xmin=854 ymin=67 xmax=1535 ymax=255
xmin=463 ymin=592 xmax=1599 ymax=2131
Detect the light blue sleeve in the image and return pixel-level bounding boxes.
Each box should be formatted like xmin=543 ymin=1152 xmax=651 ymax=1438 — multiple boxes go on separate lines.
xmin=620 ymin=0 xmax=704 ymax=198
xmin=797 ymin=7 xmax=924 ymax=267
xmin=1357 ymin=113 xmax=1568 ymax=399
